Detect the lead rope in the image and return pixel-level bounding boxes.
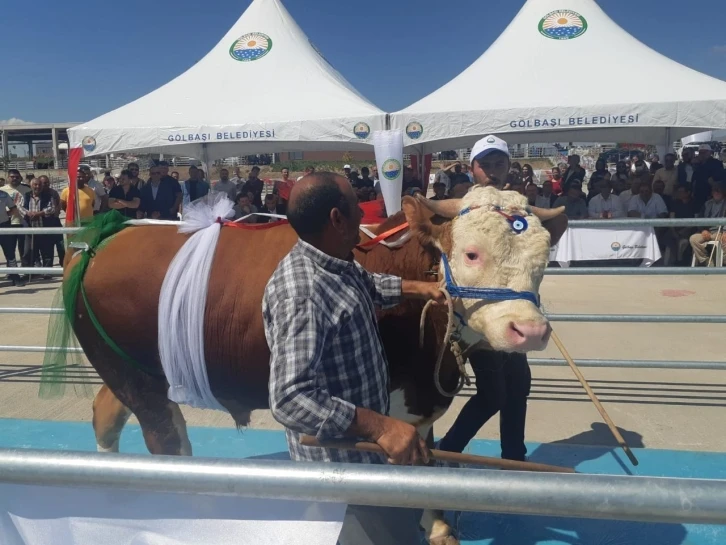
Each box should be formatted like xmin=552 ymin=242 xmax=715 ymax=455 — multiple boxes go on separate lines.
xmin=419 ymin=287 xmax=472 ymax=398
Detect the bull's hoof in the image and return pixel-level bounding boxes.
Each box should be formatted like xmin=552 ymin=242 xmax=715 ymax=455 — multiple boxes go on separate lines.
xmin=429 ymin=536 xmax=459 ymax=545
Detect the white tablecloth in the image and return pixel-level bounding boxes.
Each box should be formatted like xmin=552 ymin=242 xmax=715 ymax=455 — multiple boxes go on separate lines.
xmin=0 ymin=483 xmax=345 ymax=545
xmin=549 ymin=226 xmax=662 ymax=267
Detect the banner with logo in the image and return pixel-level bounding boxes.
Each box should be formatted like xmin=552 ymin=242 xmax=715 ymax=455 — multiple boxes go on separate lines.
xmin=550 ymin=226 xmax=661 ymax=266
xmin=65 ymin=147 xmax=83 ymax=226
xmin=0 ymin=482 xmax=345 ymax=545
xmin=373 ymin=130 xmax=404 ymax=216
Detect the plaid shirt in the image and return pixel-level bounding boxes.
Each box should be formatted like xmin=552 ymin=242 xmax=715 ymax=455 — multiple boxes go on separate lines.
xmin=263 ymin=239 xmax=402 ymax=464
xmin=19 ymin=192 xmax=54 ymax=227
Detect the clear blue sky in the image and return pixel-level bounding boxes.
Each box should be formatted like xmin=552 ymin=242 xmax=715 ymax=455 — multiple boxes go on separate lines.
xmin=3 ymin=0 xmax=726 ymax=123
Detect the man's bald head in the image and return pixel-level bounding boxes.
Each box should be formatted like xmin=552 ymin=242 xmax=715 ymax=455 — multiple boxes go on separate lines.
xmin=288 ymin=172 xmax=356 ymax=238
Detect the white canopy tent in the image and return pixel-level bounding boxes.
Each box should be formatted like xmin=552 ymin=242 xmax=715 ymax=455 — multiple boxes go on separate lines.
xmin=68 ymin=0 xmax=385 ymax=160
xmin=391 ymin=0 xmax=726 ymax=154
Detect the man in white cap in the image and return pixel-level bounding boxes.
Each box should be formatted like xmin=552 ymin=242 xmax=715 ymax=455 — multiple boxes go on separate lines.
xmin=469 ymin=134 xmax=511 ymax=188
xmin=692 ymin=144 xmax=724 ymax=209
xmin=437 ymin=134 xmax=533 ymax=463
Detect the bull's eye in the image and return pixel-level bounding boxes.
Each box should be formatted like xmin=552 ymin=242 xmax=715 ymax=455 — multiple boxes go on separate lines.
xmin=465 ymin=252 xmax=479 ymax=261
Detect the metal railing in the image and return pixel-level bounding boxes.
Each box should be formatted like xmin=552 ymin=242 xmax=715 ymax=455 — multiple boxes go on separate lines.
xmin=530 ymin=358 xmax=726 ymax=370
xmin=1 ymin=448 xmax=725 ymax=525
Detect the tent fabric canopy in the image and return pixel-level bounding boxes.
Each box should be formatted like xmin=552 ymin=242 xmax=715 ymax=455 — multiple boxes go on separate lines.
xmin=391 ymin=0 xmax=726 ymax=153
xmin=69 ymin=0 xmax=385 ymax=159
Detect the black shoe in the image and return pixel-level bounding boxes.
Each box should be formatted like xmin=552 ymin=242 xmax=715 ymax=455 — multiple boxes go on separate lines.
xmin=12 ymin=277 xmax=27 ymax=287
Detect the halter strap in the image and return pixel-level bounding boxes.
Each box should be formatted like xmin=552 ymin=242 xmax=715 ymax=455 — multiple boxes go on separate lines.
xmin=440 ymin=253 xmax=540 ymax=306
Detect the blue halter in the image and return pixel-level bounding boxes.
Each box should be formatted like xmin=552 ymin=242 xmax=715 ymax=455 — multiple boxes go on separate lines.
xmin=440 ymin=253 xmax=540 ymax=306
xmin=439 ymin=204 xmax=541 ymax=308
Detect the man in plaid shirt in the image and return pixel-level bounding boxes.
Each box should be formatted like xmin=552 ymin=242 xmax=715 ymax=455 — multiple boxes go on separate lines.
xmin=263 ymin=172 xmax=444 ymax=544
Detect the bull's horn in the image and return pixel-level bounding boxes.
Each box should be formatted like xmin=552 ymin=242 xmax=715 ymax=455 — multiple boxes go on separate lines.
xmin=415 ymin=194 xmax=463 ymax=219
xmin=531 ymin=206 xmax=565 ymax=222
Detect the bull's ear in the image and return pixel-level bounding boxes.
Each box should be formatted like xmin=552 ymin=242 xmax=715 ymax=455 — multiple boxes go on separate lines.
xmin=402 ymin=196 xmax=452 ymax=253
xmin=542 ymin=214 xmax=568 ymax=247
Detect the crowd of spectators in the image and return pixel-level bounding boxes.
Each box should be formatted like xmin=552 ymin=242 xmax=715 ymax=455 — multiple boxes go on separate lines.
xmin=3 ymin=146 xmax=725 ymax=285
xmin=431 ymin=145 xmax=726 ymax=266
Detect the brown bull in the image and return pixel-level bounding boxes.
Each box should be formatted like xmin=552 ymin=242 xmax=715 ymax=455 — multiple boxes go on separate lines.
xmin=67 ymin=188 xmax=566 ymax=545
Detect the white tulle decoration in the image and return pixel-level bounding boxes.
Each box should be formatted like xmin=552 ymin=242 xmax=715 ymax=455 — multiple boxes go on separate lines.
xmin=157 ymin=192 xmax=234 ymax=410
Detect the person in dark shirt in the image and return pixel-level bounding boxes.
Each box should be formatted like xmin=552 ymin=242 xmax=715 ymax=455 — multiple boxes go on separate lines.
xmin=448 ymin=164 xmax=471 ymax=188
xmin=669 ymin=185 xmax=700 ymax=264
xmin=653 ymin=179 xmax=672 ymax=212
xmin=430 ymin=182 xmax=447 ymax=200
xmin=241 ymin=166 xmax=264 ymax=208
xmin=257 ymin=194 xmax=286 ymax=224
xmin=671 ymin=185 xmax=699 ymax=219
xmin=353 ymin=167 xmax=375 ymax=189
xmin=108 ymin=169 xmax=142 ymax=219
xmin=691 ymin=144 xmax=724 ymax=209
xmin=137 ymin=165 xmax=182 ymax=220
xmin=561 ymin=154 xmax=587 ymax=193
xmin=401 ymin=166 xmax=423 ymax=194
xmin=649 ymin=155 xmax=663 ymax=175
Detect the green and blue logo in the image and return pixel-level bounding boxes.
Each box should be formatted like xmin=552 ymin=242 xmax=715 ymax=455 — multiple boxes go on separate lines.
xmin=382 ymin=159 xmax=402 ymax=180
xmin=230 ymin=33 xmax=273 ymax=62
xmin=539 ymin=10 xmax=588 ymax=40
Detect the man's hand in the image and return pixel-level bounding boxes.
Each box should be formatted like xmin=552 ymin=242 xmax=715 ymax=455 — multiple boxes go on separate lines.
xmin=374 ymin=417 xmax=430 ymax=466
xmin=401 ymin=280 xmax=446 ymax=303
xmin=702 ymin=230 xmax=712 ymax=241
xmin=151 ymin=211 xmax=161 ymax=219
xmin=348 ymin=408 xmax=430 ymax=465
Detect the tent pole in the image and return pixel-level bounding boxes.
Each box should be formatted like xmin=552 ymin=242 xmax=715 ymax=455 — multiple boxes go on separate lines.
xmin=202 ymin=144 xmax=212 ymax=179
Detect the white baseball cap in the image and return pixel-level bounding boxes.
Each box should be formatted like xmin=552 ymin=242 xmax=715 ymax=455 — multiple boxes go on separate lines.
xmin=343 ymin=164 xmax=351 ymax=169
xmin=470 ymin=135 xmax=510 ymax=164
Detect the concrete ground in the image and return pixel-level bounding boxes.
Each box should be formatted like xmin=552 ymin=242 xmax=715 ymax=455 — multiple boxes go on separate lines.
xmin=1 ymin=271 xmax=724 ymax=452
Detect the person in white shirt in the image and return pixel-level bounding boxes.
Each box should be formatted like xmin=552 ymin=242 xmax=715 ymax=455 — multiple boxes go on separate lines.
xmin=0 ymin=188 xmax=22 ymax=285
xmin=211 ymin=168 xmax=238 ymax=201
xmin=588 ymin=179 xmax=625 ymax=219
xmin=229 ymin=167 xmax=244 ymax=185
xmin=653 ymin=153 xmax=678 ymax=196
xmin=627 ymin=182 xmax=668 ymax=219
xmin=617 ymin=174 xmax=645 ymax=209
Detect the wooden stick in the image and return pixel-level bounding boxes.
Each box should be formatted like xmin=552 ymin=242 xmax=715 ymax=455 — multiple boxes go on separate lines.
xmin=707 ymin=226 xmax=723 ymax=267
xmin=300 ymin=436 xmax=575 ymax=473
xmin=551 ymin=330 xmax=639 ymax=467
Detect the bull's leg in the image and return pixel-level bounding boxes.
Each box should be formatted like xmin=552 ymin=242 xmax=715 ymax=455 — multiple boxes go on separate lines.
xmin=92 ymin=384 xmax=132 ymax=453
xmin=419 ymin=423 xmax=459 ymax=545
xmin=136 ymin=400 xmax=192 ymax=456
xmin=421 ymin=510 xmax=458 ymax=545
xmin=388 ymin=388 xmax=459 ymax=544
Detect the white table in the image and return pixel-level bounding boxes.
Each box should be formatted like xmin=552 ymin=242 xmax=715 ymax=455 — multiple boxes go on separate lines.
xmin=549 ymin=226 xmax=662 ymax=267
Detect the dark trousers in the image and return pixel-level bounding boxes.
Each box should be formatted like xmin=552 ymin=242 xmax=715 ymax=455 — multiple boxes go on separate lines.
xmin=44 ymin=217 xmax=65 ymax=265
xmin=21 ymin=232 xmax=53 ymax=269
xmin=0 ymin=220 xmax=19 ymax=274
xmin=438 ymin=351 xmax=531 ymax=461
xmin=0 ymin=221 xmax=21 ymax=279
xmin=10 ymin=223 xmax=24 ymax=260
xmin=338 ymin=505 xmax=423 ymax=545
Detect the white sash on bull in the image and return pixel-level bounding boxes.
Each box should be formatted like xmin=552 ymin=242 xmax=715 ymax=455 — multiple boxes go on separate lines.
xmin=157 ymin=192 xmax=231 ymax=411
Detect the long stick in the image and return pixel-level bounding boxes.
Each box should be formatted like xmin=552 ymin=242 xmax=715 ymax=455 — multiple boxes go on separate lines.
xmin=551 ymin=331 xmax=639 ymax=466
xmin=300 ymin=436 xmax=575 ymax=473
xmin=707 ymin=225 xmax=723 ymax=267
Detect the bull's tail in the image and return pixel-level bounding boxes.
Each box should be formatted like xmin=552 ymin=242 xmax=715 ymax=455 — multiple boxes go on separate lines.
xmin=39 ymin=211 xmax=131 ymax=398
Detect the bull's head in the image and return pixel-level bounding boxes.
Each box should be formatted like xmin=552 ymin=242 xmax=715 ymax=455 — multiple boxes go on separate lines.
xmin=402 ymin=186 xmax=567 ymax=353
